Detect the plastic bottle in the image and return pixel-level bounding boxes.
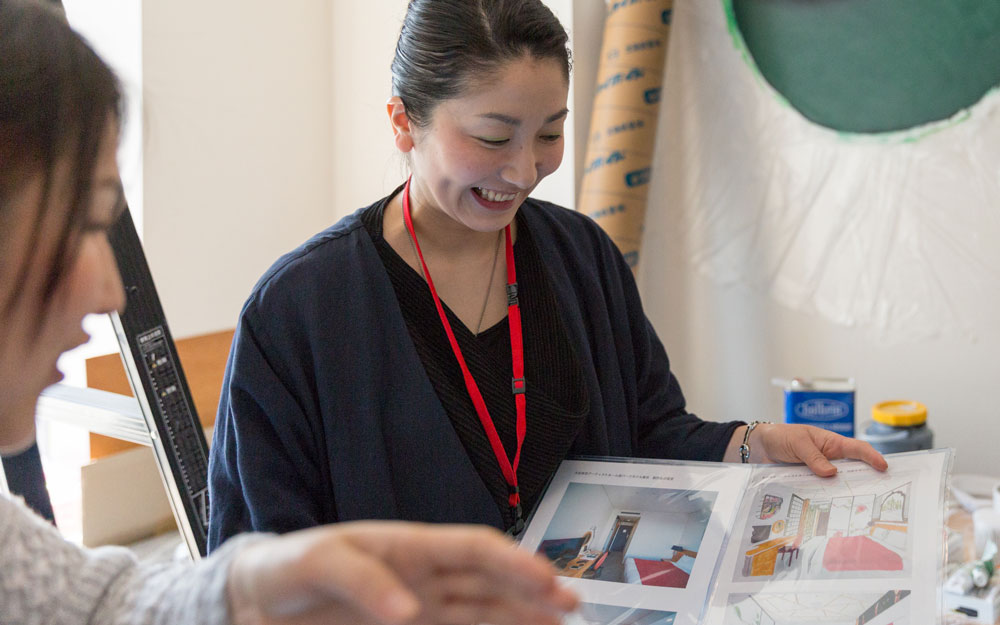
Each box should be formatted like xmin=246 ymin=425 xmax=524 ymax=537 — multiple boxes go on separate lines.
xmin=858 ymin=400 xmax=933 ymax=454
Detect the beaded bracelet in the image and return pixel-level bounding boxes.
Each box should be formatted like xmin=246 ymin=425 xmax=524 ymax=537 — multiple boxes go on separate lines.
xmin=739 ymin=420 xmax=770 ymax=463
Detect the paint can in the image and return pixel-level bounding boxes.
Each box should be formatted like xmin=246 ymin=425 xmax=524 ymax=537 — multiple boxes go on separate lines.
xmin=772 ymin=377 xmax=855 ymax=436
xmin=858 ymin=400 xmax=934 ymax=454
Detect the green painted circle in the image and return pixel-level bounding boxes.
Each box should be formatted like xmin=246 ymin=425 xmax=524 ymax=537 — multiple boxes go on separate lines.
xmin=728 ymin=0 xmax=1000 ymax=134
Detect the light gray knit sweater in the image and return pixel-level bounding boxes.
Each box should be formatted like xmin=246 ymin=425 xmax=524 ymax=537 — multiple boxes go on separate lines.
xmin=0 ymin=494 xmax=257 ymax=625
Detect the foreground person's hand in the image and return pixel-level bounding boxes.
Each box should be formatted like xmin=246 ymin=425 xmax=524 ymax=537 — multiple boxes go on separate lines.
xmin=227 ymin=521 xmax=578 ymax=625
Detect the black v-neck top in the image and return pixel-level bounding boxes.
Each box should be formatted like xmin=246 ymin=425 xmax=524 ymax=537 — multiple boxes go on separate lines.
xmin=361 ymin=196 xmax=589 ymax=529
xmin=209 ymin=192 xmax=745 ymax=551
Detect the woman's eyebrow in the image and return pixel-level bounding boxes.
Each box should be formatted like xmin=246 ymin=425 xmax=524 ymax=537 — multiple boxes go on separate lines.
xmin=545 ymin=108 xmax=570 ymax=123
xmin=477 ymin=108 xmax=570 ymax=126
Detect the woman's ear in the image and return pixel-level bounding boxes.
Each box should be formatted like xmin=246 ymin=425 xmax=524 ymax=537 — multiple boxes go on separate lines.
xmin=386 ymin=97 xmax=414 ymax=153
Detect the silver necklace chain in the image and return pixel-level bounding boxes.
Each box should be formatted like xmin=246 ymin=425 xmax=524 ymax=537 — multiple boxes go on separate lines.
xmin=476 ymin=230 xmax=504 ymax=334
xmin=406 ymin=222 xmax=504 ymax=335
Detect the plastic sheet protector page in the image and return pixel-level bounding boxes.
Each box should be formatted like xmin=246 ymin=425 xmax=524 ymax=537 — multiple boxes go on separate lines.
xmin=518 ymin=449 xmax=950 ymax=625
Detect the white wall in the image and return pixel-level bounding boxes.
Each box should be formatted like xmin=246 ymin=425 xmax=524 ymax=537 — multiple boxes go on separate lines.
xmin=531 ymin=0 xmax=577 ymax=208
xmin=142 ymin=1 xmax=336 ymax=338
xmin=627 ymin=510 xmax=687 ymax=559
xmin=62 ymin=0 xmax=143 ymax=235
xmin=329 ymin=0 xmax=410 ymax=214
xmin=641 ymin=261 xmax=1000 ymax=478
xmin=544 ymin=483 xmax=614 ymax=541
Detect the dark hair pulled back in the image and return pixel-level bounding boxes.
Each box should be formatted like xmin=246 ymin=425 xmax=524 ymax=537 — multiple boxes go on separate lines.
xmin=391 ymin=0 xmax=571 ymax=128
xmin=0 ymin=0 xmax=122 ymax=308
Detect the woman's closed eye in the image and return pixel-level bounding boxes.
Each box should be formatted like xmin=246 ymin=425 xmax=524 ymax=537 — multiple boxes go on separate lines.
xmin=476 ymin=136 xmax=510 ymax=146
xmin=477 ymin=134 xmax=561 ymax=146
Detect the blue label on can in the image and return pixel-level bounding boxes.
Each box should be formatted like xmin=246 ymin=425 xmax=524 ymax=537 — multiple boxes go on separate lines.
xmin=785 ymin=390 xmax=854 ymax=436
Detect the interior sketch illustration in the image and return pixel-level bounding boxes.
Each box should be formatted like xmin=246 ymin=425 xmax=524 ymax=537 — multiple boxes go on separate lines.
xmin=567 ymin=602 xmax=677 ymax=625
xmin=733 ymin=477 xmax=912 ymax=581
xmin=537 ymin=483 xmax=717 ymax=588
xmin=725 ymin=590 xmax=911 ymax=625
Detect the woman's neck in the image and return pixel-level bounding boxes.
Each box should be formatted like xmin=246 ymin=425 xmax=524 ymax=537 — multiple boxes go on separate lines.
xmin=380 ymin=182 xmax=517 ymax=333
xmin=386 ymin=184 xmax=514 ymax=261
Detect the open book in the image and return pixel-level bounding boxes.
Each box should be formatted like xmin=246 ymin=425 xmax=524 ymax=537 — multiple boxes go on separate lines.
xmin=518 ymin=449 xmax=951 ymax=625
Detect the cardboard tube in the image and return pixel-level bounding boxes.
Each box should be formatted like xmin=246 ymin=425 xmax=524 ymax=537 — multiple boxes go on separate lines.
xmin=580 ymin=0 xmax=672 ymax=271
xmin=606 ymin=1 xmax=673 ymax=29
xmin=587 ymin=107 xmax=660 ymax=156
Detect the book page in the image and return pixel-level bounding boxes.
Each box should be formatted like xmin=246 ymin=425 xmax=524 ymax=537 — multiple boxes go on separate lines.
xmin=703 ymin=449 xmax=951 ymax=625
xmin=519 ymin=458 xmax=751 ymax=625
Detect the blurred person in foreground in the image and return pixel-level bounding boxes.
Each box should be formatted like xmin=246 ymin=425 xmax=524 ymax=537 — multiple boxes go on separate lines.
xmin=0 ymin=2 xmax=577 ymax=623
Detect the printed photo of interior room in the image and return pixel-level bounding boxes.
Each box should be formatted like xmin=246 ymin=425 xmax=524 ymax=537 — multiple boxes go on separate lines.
xmin=536 ymin=482 xmax=717 ymax=588
xmin=567 ymin=602 xmax=677 ymax=625
xmin=732 ymin=477 xmax=913 ymax=582
xmin=725 ymin=590 xmax=911 ymax=625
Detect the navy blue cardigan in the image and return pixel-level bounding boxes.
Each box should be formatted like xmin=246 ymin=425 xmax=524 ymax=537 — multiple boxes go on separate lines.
xmin=207 ymin=197 xmax=741 ymax=551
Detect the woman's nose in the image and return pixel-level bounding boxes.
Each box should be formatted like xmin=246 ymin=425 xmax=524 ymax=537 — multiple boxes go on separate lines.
xmin=500 ymin=145 xmax=539 ymax=189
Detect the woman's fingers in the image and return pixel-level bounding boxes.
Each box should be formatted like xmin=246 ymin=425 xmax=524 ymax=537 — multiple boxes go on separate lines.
xmin=347 ymin=524 xmax=577 ymax=610
xmin=227 ymin=522 xmax=578 ymax=625
xmin=398 ymin=569 xmax=568 ymax=625
xmin=291 ymin=533 xmax=423 ymax=623
xmin=417 ymin=596 xmax=567 ymax=625
xmin=228 ymin=528 xmax=421 ymax=625
xmin=828 ymin=435 xmax=889 ymax=471
xmin=788 ymin=430 xmax=838 ymax=477
xmin=760 ymin=424 xmax=889 ymax=477
xmin=345 ymin=524 xmax=579 ymax=622
xmin=401 ymin=569 xmax=570 ymax=620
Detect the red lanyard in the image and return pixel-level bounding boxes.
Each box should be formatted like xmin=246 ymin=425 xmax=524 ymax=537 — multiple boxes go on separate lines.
xmin=401 ymin=178 xmax=527 ymax=530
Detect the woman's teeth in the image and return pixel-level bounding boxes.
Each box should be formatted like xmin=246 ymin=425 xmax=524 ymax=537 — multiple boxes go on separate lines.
xmin=474 ymin=187 xmax=517 ymax=202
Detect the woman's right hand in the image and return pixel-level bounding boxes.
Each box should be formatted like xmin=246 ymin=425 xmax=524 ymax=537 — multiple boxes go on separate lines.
xmin=226 ymin=521 xmax=578 ymax=625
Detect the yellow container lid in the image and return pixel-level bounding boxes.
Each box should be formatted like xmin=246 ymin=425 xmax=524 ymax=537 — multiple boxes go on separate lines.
xmin=872 ymin=400 xmax=927 ymax=426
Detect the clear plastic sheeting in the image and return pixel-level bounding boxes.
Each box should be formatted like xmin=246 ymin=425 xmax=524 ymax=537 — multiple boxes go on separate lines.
xmin=703 ymin=450 xmax=951 ymax=625
xmin=646 ymin=0 xmax=1000 ymax=342
xmin=518 ymin=451 xmax=951 ymax=625
xmin=519 ymin=457 xmax=752 ymax=625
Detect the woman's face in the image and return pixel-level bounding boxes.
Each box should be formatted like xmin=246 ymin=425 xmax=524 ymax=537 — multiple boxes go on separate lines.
xmin=406 ymin=55 xmax=569 ymax=232
xmin=0 ymin=120 xmax=126 ymax=452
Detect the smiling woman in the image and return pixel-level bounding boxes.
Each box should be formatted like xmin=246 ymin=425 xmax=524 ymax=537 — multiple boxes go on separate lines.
xmin=207 ymin=0 xmax=886 ymax=554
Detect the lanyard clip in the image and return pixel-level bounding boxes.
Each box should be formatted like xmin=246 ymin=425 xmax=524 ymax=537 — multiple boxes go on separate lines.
xmin=506 ymin=282 xmax=519 ymax=306
xmin=506 ymin=491 xmax=525 ymax=536
xmin=507 ymin=513 xmax=526 ymax=537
